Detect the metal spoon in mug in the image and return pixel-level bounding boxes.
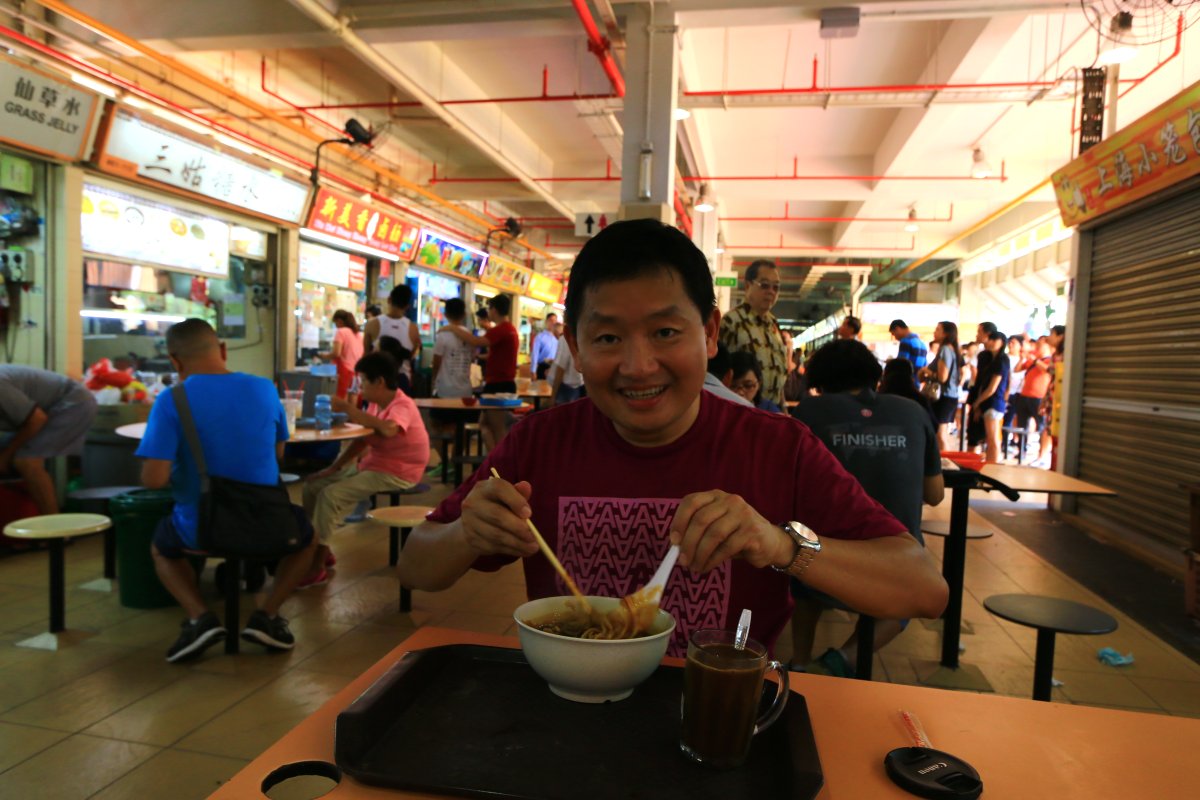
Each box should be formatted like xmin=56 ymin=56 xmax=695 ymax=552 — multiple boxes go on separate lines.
xmin=734 ymin=608 xmax=752 ymax=650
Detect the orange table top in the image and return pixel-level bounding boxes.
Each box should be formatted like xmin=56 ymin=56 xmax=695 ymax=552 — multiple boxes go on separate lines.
xmin=207 ymin=627 xmax=1200 ymax=799
xmin=288 ymin=423 xmax=373 ymax=443
xmin=978 ymin=464 xmax=1116 ymax=497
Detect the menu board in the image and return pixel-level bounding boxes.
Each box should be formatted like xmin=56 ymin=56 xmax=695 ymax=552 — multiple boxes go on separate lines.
xmin=299 ymin=240 xmax=351 ymax=287
xmin=81 ymin=183 xmax=230 ymax=278
xmin=100 ymin=108 xmax=311 ymax=224
xmin=480 ymin=256 xmax=533 ymax=294
xmin=413 ymin=230 xmax=488 ymax=279
xmin=306 ymin=187 xmax=420 ymax=260
xmin=526 ymin=272 xmax=564 ymax=304
xmin=1 ymin=54 xmax=99 ymax=162
xmin=348 ymin=255 xmax=367 ymax=292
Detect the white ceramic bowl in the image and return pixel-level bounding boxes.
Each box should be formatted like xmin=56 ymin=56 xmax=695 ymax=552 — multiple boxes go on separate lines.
xmin=514 ymin=595 xmax=676 ymax=703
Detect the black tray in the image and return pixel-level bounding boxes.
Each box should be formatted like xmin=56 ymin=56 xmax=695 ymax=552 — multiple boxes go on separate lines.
xmin=335 ymin=644 xmax=823 ymax=800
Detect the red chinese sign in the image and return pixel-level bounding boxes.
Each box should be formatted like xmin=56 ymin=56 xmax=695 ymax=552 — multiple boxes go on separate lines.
xmin=1053 ymin=80 xmax=1200 ymax=227
xmin=306 ymin=187 xmax=420 ymax=260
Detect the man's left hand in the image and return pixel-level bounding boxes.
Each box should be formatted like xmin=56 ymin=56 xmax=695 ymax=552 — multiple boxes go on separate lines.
xmin=669 ymin=490 xmax=791 ymax=574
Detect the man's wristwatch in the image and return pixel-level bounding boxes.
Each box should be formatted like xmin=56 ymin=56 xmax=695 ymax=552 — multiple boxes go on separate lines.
xmin=771 ymin=521 xmax=822 ymax=577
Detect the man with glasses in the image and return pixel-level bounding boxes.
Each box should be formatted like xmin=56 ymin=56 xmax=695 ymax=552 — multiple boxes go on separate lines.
xmin=719 ymin=259 xmax=788 ymax=409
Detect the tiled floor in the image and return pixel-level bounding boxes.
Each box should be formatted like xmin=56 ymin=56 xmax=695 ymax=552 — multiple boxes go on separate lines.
xmin=1 ymin=481 xmax=1198 ymax=798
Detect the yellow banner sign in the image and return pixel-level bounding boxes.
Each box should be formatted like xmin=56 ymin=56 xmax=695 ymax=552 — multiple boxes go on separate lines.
xmin=526 ymin=272 xmax=563 ymax=304
xmin=1053 ymin=80 xmax=1200 ymax=227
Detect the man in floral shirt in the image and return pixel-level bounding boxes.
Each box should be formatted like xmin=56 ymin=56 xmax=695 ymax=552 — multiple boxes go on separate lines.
xmin=719 ymin=260 xmax=788 ymax=408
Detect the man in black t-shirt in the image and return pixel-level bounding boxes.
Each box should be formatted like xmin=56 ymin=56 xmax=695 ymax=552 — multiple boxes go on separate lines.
xmin=791 ymin=339 xmax=945 ymax=676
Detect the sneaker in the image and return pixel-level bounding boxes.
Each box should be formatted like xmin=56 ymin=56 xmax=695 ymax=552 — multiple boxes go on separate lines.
xmin=166 ymin=612 xmax=226 ymax=663
xmin=241 ymin=609 xmax=295 ymax=651
xmin=296 ymin=568 xmax=329 ymax=589
xmin=815 ymin=647 xmax=856 ymax=679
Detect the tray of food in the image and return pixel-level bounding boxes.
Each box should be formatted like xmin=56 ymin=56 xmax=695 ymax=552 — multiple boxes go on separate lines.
xmin=334 ymin=642 xmax=823 ymax=800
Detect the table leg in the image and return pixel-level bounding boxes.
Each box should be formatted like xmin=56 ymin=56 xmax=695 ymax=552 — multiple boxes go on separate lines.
xmin=1033 ymin=628 xmax=1057 ymax=702
xmin=225 ymin=557 xmax=241 ymax=655
xmin=453 ymin=420 xmax=466 ymax=487
xmin=389 ymin=526 xmax=399 ymax=567
xmin=103 ymin=528 xmax=116 ymax=580
xmin=939 ymin=483 xmax=971 ymax=669
xmin=399 ymin=527 xmax=412 ymax=612
xmin=855 ymin=615 xmax=874 ymax=681
xmin=49 ymin=539 xmax=65 ymax=633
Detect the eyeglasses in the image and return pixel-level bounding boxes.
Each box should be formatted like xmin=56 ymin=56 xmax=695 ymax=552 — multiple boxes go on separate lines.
xmin=750 ymin=280 xmax=781 ymax=292
xmin=731 ymin=381 xmax=760 ymax=392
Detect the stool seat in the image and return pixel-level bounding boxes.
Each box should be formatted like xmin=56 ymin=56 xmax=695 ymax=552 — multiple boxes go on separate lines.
xmin=367 ymin=506 xmax=435 ymax=527
xmin=68 ymin=486 xmax=142 ymax=502
xmin=984 ymin=594 xmax=1117 ymax=635
xmin=984 ymin=593 xmax=1117 ymax=702
xmin=5 ymin=513 xmax=112 ymax=540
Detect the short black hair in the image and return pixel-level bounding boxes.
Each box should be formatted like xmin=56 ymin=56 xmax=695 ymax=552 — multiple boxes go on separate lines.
xmin=889 ymin=319 xmax=908 ymax=333
xmin=564 ymin=218 xmax=715 ymax=332
xmin=745 ymin=259 xmax=777 ymax=283
xmin=444 ymin=297 xmax=466 ymax=321
xmin=987 ymin=330 xmax=1007 ymax=344
xmin=166 ymin=318 xmax=219 ymax=360
xmin=978 ymin=321 xmax=998 ymax=336
xmin=388 ymin=284 xmax=414 ymax=309
xmin=545 ymin=311 xmax=558 ymax=321
xmin=707 ymin=340 xmax=732 ymax=379
xmin=806 ymin=339 xmax=882 ymax=393
xmin=476 ymin=307 xmax=489 ymax=320
xmin=377 ymin=336 xmax=412 ymax=368
xmin=488 ymin=294 xmax=511 ymax=316
xmin=1007 ymin=334 xmax=1023 ymax=346
xmin=842 ymin=315 xmax=862 ymax=335
xmin=355 ymin=351 xmax=399 ymax=390
xmin=365 ymin=304 xmax=382 ymax=318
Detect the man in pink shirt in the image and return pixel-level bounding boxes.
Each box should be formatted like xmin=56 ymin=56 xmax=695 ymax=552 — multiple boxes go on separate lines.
xmin=299 ymin=351 xmax=430 ymax=585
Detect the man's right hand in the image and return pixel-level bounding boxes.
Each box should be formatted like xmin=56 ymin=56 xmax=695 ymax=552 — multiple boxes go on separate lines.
xmin=458 ymin=475 xmax=539 ymax=558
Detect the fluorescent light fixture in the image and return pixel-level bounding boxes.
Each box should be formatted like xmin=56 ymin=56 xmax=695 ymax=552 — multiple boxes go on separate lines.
xmin=80 ymin=309 xmax=188 ymax=324
xmin=904 ymin=209 xmax=920 ymax=233
xmin=673 ymin=107 xmax=691 ymax=121
xmin=215 ymin=133 xmax=255 ymax=154
xmin=151 ymin=107 xmax=214 ymax=137
xmin=551 ymin=252 xmax=576 ymax=260
xmin=694 ymin=184 xmax=715 ymax=213
xmin=300 ymin=227 xmax=399 ymax=262
xmin=473 ymin=285 xmax=498 ymax=298
xmin=970 ymin=148 xmax=993 ymax=180
xmin=1098 ymin=12 xmax=1138 ymax=65
xmin=70 ymin=73 xmax=117 ymax=99
xmin=359 ymin=192 xmax=373 ymax=203
xmin=713 ymin=246 xmax=725 ymax=254
xmin=123 ymin=94 xmax=152 ymax=110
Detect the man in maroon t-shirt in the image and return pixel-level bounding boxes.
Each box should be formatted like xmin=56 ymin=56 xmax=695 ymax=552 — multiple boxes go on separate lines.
xmin=402 ymin=220 xmax=948 ymax=657
xmin=448 ymin=294 xmax=519 ymax=451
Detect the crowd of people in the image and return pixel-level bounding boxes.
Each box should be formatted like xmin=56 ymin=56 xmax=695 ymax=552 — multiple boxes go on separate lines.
xmin=2 ymin=222 xmax=1068 ymax=679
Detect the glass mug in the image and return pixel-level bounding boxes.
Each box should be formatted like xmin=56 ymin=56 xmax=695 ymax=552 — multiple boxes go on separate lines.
xmin=680 ymin=629 xmax=789 ymax=769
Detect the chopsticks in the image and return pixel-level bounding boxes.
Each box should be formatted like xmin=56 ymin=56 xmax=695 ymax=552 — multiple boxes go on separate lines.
xmin=489 ymin=468 xmax=591 ymax=613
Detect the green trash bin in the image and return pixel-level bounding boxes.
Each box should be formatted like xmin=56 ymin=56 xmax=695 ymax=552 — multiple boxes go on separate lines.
xmin=111 ymin=489 xmax=178 ymax=609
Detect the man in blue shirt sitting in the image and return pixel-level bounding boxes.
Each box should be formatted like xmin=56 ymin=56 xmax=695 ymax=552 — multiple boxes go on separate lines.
xmin=137 ymin=320 xmax=316 ymax=663
xmin=889 ymin=319 xmax=928 ymax=383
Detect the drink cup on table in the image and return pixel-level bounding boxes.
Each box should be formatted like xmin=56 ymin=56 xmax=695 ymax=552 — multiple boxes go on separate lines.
xmin=680 ymin=628 xmax=789 ymax=769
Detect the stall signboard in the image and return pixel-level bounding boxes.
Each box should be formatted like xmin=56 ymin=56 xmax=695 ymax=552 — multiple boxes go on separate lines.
xmin=229 ymin=225 xmax=269 ymax=260
xmin=306 ymin=187 xmax=419 ymax=260
xmin=480 ymin=255 xmax=533 ymax=294
xmin=99 ymin=108 xmax=311 ymax=223
xmin=1053 ymin=80 xmax=1200 ymax=227
xmin=1 ymin=55 xmax=100 ymax=163
xmin=81 ymin=183 xmax=230 ymax=278
xmin=299 ymin=240 xmax=352 ymax=288
xmin=414 ymin=229 xmax=488 ymax=279
xmin=526 ymin=272 xmax=563 ymax=305
xmin=348 ymin=255 xmax=367 ymax=292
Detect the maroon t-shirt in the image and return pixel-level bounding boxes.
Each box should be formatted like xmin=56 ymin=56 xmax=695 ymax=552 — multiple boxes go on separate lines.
xmin=428 ymin=392 xmax=907 ymax=656
xmin=482 ymin=321 xmax=518 ymax=384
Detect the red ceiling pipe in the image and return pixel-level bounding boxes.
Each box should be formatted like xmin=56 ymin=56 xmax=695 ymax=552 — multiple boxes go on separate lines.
xmin=722 ymin=202 xmax=954 ymax=223
xmin=1118 ymin=15 xmax=1183 ymax=100
xmin=571 ymin=0 xmax=625 ymax=98
xmin=260 ymin=57 xmax=347 ymax=138
xmin=673 ymin=191 xmax=694 ymax=238
xmin=727 ymin=235 xmax=917 ymax=252
xmin=430 ymin=158 xmax=619 ymax=184
xmin=683 ymin=157 xmax=1005 ymax=183
xmin=0 ymin=26 xmax=539 ymax=257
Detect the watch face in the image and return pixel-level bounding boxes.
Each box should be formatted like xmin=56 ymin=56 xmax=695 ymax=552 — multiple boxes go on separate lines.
xmin=789 ymin=522 xmax=818 ymax=544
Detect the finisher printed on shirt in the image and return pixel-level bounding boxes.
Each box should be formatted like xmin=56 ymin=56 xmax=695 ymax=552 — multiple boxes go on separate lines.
xmin=427 ymin=392 xmax=907 ymax=657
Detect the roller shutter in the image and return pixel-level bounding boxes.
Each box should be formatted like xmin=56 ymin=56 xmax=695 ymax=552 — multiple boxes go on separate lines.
xmin=1075 ymin=188 xmax=1200 ymax=553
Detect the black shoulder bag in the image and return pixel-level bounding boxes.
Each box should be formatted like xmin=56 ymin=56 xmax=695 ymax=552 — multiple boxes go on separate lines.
xmin=172 ymin=384 xmax=306 ymax=558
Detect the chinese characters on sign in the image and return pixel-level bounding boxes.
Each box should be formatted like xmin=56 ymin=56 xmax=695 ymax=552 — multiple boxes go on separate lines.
xmin=1 ymin=54 xmax=99 ymax=161
xmin=305 ymin=187 xmax=420 ymax=261
xmin=100 ymin=108 xmax=311 ymax=223
xmin=1053 ymin=80 xmax=1200 ymax=227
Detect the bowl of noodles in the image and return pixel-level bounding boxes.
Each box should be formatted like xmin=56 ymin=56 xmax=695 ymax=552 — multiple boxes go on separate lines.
xmin=514 ymin=595 xmax=675 ymax=703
